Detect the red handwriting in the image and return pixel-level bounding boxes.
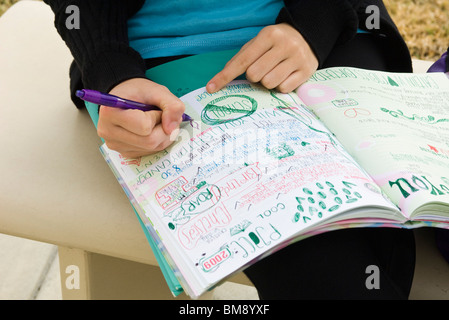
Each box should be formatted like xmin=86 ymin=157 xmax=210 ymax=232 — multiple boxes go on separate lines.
xmin=155 ymin=176 xmax=189 ymax=210
xmin=178 ymin=202 xmax=232 ymax=250
xmin=215 ymin=163 xmax=262 ymax=199
xmin=344 ymin=108 xmax=371 ymax=118
xmin=119 ymin=154 xmax=142 ymax=166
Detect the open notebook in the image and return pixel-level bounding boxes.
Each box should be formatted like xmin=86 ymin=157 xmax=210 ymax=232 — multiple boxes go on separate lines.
xmin=88 ymin=50 xmax=449 ymax=298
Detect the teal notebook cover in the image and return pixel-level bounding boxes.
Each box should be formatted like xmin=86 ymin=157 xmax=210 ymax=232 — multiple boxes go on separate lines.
xmin=145 ymin=48 xmax=240 ymax=97
xmin=84 ymin=103 xmax=183 ymax=296
xmin=85 ymin=49 xmax=242 ymax=297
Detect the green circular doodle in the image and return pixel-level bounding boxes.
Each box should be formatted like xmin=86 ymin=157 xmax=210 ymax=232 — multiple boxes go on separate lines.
xmin=201 ymin=94 xmax=258 ymax=125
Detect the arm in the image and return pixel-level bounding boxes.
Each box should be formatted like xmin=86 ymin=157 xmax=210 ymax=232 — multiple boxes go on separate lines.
xmin=43 ymin=0 xmax=147 ymax=97
xmin=44 ymin=0 xmax=185 ymax=158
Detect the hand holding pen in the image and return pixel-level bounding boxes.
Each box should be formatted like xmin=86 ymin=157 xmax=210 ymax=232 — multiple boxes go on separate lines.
xmin=76 ymin=89 xmax=192 ymax=122
xmin=78 ymin=78 xmax=188 ymax=158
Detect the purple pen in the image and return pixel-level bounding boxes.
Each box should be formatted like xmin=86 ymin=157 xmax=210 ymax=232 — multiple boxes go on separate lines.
xmin=75 ymin=89 xmax=193 ymax=122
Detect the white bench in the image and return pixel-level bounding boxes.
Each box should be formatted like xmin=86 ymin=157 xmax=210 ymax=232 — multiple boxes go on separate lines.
xmin=1 ymin=0 xmax=448 ymax=300
xmin=0 ymin=0 xmax=252 ymax=300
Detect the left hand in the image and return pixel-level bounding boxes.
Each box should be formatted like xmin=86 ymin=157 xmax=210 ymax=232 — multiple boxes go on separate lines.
xmin=207 ymin=23 xmax=319 ymax=94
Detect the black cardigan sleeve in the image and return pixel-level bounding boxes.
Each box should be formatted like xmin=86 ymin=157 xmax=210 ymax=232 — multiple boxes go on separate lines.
xmin=44 ymin=0 xmax=147 ymax=108
xmin=277 ymin=0 xmax=363 ymax=67
xmin=277 ymin=0 xmax=412 ymax=72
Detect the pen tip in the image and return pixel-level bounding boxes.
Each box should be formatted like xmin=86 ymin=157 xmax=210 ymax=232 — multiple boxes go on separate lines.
xmin=75 ymin=90 xmax=84 ymax=98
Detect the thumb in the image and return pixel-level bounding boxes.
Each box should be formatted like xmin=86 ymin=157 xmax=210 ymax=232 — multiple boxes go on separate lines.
xmin=121 ymin=79 xmax=186 ymax=135
xmin=157 ymin=92 xmax=186 ymax=135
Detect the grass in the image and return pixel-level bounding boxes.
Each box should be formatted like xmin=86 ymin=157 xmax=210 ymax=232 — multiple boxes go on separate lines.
xmin=1 ymin=0 xmax=448 ymax=60
xmin=0 ymin=0 xmax=19 ymax=17
xmin=383 ymin=0 xmax=449 ymax=60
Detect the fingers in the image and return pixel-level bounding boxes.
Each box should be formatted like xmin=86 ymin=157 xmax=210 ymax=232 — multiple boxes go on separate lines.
xmin=207 ymin=36 xmax=271 ymax=93
xmin=104 ymin=105 xmax=162 ymax=136
xmin=254 ymin=58 xmax=316 ymax=93
xmin=97 ymin=78 xmax=185 ymax=157
xmin=207 ymin=23 xmax=319 ymax=94
xmin=98 ymin=106 xmax=174 ymax=158
xmin=139 ymin=85 xmax=185 ymax=135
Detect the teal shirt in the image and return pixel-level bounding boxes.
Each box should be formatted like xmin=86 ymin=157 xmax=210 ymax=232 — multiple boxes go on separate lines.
xmin=127 ymin=0 xmax=284 ymax=59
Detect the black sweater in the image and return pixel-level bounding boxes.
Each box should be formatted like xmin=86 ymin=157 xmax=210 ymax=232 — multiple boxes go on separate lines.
xmin=44 ymin=0 xmax=413 ymax=109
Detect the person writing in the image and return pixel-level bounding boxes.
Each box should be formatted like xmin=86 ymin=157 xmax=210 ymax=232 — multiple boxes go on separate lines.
xmin=45 ymin=0 xmax=416 ymax=299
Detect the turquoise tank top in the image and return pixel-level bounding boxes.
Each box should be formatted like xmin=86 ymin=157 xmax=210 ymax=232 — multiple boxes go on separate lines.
xmin=127 ymin=0 xmax=284 ymax=59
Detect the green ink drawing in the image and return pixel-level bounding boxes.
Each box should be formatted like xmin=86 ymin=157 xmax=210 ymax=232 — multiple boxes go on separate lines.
xmin=201 ymin=94 xmax=257 ymax=125
xmin=332 ymin=98 xmax=359 ymax=107
xmin=303 ymin=216 xmax=311 ymax=223
xmin=164 ymin=183 xmax=221 ymax=228
xmin=229 ymin=220 xmax=252 ymax=236
xmin=388 ymin=76 xmax=399 ymax=87
xmin=249 ymin=232 xmax=260 ymax=245
xmin=196 ymin=181 xmax=206 ymax=189
xmin=342 ymin=181 xmax=357 ymax=188
xmin=319 ymin=201 xmax=326 ymax=209
xmin=266 ymin=142 xmax=295 ymax=160
xmin=293 ymin=212 xmax=301 ymax=223
xmin=270 ymin=91 xmax=367 ymax=172
xmin=292 ymin=180 xmax=363 ymax=223
xmin=380 ymin=107 xmax=449 ymax=125
xmin=303 ymin=188 xmax=312 ymax=195
xmin=389 ymin=174 xmax=449 ymax=199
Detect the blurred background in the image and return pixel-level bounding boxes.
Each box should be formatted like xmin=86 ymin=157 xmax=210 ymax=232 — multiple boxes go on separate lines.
xmin=1 ymin=0 xmax=447 ymax=60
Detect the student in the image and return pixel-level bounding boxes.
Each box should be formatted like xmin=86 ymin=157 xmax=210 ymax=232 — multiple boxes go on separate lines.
xmin=44 ymin=0 xmax=416 ymax=299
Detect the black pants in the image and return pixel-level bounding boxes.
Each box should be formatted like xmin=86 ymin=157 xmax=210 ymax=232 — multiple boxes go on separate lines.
xmin=243 ymin=34 xmax=416 ymax=300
